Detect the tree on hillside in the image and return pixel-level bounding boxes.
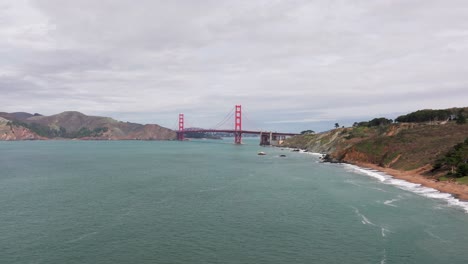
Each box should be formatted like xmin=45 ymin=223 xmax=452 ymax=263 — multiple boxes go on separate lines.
xmin=300 ymin=130 xmax=315 ymax=135
xmin=368 ymin=118 xmax=393 ymax=127
xmin=396 ymin=109 xmax=451 ymax=123
xmin=456 ymin=109 xmax=466 ymax=124
xmin=433 ymin=138 xmax=468 ymax=177
xmin=334 ymin=123 xmax=339 ymax=129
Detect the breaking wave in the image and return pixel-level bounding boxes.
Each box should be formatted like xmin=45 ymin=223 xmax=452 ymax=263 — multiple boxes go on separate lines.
xmin=344 ymin=164 xmax=468 ymax=213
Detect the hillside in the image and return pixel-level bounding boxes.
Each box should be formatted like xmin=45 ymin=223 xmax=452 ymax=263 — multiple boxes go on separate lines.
xmin=0 ymin=112 xmax=42 ymax=121
xmin=282 ymin=108 xmax=468 ymax=178
xmin=0 ymin=117 xmax=46 ymax=140
xmin=0 ymin=111 xmax=176 ymax=140
xmin=282 ymin=113 xmax=468 ymax=199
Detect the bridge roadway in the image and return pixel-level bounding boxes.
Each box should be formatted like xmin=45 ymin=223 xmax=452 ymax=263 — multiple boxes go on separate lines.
xmin=179 ymin=129 xmax=299 ymax=145
xmin=180 ymin=129 xmax=299 ymax=136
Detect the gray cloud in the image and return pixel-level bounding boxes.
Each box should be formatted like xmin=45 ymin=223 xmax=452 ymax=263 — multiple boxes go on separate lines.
xmin=1 ymin=0 xmax=467 ymax=132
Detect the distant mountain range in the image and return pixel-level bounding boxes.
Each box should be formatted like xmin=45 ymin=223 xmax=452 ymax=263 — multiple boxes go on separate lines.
xmin=0 ymin=111 xmax=176 ymax=140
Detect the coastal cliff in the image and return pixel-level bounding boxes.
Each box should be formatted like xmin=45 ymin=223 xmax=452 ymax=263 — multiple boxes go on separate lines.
xmin=284 ymin=123 xmax=467 ymax=170
xmin=281 ymin=108 xmax=468 ymax=199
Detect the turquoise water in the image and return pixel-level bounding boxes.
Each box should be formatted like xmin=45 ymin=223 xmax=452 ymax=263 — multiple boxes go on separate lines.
xmin=1 ymin=139 xmax=468 ymax=264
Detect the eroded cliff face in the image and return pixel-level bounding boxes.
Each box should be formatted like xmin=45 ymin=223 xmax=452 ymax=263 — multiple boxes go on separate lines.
xmin=0 ymin=121 xmax=45 ymax=140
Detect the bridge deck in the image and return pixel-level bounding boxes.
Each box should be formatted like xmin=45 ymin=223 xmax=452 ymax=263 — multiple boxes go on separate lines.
xmin=180 ymin=129 xmax=299 ymax=136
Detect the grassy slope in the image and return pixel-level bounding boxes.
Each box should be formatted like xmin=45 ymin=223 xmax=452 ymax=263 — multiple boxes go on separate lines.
xmin=348 ymin=123 xmax=468 ymax=170
xmin=282 ymin=122 xmax=468 ymax=175
xmin=440 ymin=176 xmax=468 ymax=184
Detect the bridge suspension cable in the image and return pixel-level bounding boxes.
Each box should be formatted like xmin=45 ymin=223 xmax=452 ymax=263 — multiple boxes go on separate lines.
xmin=171 ymin=117 xmax=179 ymax=131
xmin=241 ymin=107 xmax=262 ymax=132
xmin=210 ymin=106 xmax=235 ymax=130
xmin=176 ymin=104 xmax=299 ymax=145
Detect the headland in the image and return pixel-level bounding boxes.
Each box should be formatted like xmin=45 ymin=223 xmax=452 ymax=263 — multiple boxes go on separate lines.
xmin=282 ymin=107 xmax=468 ymax=201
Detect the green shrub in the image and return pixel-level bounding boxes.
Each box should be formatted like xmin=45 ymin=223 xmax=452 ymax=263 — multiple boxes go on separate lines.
xmin=433 ymin=137 xmax=468 ymax=178
xmin=396 ymin=109 xmax=451 ymax=123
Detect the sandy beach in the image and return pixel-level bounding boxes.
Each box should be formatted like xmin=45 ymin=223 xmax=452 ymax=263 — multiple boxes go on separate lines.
xmin=351 ymin=161 xmax=468 ymax=201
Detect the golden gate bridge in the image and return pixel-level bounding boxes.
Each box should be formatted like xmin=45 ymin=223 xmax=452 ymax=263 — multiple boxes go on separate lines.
xmin=176 ymin=105 xmax=299 ymax=145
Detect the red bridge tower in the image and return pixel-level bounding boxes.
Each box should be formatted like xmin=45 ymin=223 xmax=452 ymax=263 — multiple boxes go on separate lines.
xmin=234 ymin=105 xmax=242 ymax=144
xmin=178 ymin=113 xmax=184 ymax=140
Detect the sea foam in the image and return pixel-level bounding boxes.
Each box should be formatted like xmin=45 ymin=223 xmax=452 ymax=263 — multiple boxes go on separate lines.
xmin=343 ymin=164 xmax=468 ymax=213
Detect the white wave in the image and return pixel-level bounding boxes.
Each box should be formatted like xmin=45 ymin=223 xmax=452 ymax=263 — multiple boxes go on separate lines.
xmin=344 ymin=164 xmax=388 ymax=182
xmin=352 ymin=207 xmax=376 ymax=226
xmin=380 ymin=249 xmax=387 ymax=264
xmin=281 ymin=148 xmax=324 ymax=157
xmin=306 ymin=152 xmax=325 ymax=157
xmin=381 ymin=227 xmax=390 ymax=237
xmin=352 ymin=207 xmax=392 ymax=241
xmin=383 ymin=199 xmax=399 ymax=207
xmin=344 ymin=164 xmax=468 ymax=213
xmin=362 ymin=216 xmax=374 ymax=225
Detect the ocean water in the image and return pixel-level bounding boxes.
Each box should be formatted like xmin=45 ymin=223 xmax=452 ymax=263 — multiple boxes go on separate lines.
xmin=1 ymin=139 xmax=468 ymax=264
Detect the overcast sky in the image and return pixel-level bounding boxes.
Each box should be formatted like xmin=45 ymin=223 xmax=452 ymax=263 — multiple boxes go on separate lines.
xmin=1 ymin=0 xmax=467 ymax=132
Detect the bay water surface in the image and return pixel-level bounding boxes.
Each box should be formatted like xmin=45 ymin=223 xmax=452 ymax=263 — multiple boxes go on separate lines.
xmin=1 ymin=139 xmax=468 ymax=263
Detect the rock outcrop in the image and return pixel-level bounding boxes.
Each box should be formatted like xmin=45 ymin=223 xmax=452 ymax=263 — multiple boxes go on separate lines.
xmin=0 ymin=118 xmax=46 ymax=140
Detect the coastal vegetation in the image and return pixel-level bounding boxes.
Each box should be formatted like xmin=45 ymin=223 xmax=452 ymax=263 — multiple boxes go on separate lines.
xmin=300 ymin=130 xmax=315 ymax=135
xmin=353 ymin=117 xmax=393 ymax=128
xmin=7 ymin=120 xmax=108 ymax=138
xmin=456 ymin=109 xmax=467 ymax=124
xmin=282 ymin=107 xmax=468 ymax=184
xmin=433 ymin=138 xmax=468 ymax=178
xmin=395 ymin=109 xmax=451 ymax=123
xmin=395 ymin=107 xmax=467 ymax=123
